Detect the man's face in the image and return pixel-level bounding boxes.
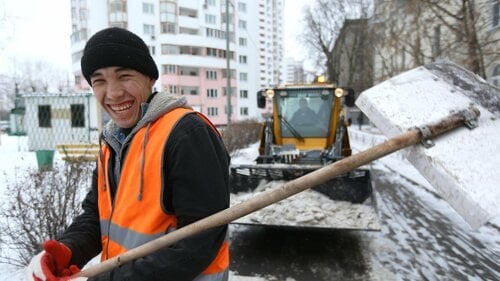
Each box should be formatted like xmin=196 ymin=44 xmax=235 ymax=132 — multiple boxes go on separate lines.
xmin=90 ymin=67 xmax=155 ymax=128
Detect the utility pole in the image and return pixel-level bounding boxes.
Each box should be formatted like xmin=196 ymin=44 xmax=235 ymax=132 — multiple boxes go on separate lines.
xmin=225 ymin=0 xmax=232 ymax=128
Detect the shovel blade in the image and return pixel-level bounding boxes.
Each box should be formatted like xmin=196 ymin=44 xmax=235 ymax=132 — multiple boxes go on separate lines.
xmin=356 ymin=61 xmax=500 ymax=229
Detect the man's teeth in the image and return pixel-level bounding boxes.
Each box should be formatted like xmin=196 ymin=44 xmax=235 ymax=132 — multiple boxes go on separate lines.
xmin=111 ymin=103 xmax=132 ymax=111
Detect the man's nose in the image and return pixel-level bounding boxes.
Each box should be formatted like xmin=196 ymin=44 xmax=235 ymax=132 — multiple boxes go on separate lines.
xmin=107 ymin=80 xmax=124 ymax=98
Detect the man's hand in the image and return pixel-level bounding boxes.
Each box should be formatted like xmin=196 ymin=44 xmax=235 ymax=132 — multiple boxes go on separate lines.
xmin=25 ymin=240 xmax=81 ymax=281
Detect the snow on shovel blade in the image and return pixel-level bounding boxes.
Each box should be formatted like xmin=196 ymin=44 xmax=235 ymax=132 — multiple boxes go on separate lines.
xmin=356 ymin=61 xmax=500 ymax=229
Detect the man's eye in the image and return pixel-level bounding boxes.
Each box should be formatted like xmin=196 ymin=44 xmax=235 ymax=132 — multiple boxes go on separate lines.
xmin=119 ymin=74 xmax=132 ymax=79
xmin=91 ymin=79 xmax=105 ymax=86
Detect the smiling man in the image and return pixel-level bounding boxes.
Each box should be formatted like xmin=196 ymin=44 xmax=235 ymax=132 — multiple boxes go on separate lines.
xmin=25 ymin=27 xmax=230 ymax=281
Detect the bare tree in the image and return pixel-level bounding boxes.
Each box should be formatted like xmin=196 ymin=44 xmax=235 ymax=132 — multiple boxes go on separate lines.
xmin=371 ymin=0 xmax=431 ymax=82
xmin=371 ymin=0 xmax=499 ymax=82
xmin=300 ymin=0 xmax=373 ymax=84
xmin=10 ymin=59 xmax=71 ymax=93
xmin=0 ymin=162 xmax=92 ymax=267
xmin=300 ymin=0 xmax=348 ymax=82
xmin=0 ymin=74 xmax=14 ymax=120
xmin=331 ymin=16 xmax=373 ymax=92
xmin=421 ymin=0 xmax=499 ymax=78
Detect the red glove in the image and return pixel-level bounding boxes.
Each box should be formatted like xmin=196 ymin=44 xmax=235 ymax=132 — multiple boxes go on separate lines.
xmin=26 ymin=240 xmax=81 ymax=281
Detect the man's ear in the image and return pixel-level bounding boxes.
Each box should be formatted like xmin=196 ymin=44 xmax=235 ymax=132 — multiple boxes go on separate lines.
xmin=149 ymin=79 xmax=157 ymax=89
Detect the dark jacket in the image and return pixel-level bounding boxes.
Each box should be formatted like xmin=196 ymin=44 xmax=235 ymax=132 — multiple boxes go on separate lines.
xmin=58 ymin=94 xmax=230 ymax=281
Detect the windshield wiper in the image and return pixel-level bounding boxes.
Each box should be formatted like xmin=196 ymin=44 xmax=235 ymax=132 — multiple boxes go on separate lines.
xmin=278 ymin=114 xmax=304 ymax=142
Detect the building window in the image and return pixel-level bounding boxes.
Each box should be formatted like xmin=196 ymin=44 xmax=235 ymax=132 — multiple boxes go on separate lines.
xmin=179 ymin=27 xmax=198 ymax=35
xmin=108 ymin=0 xmax=127 ymax=27
xmin=239 ymin=37 xmax=247 ymax=46
xmin=238 ymin=2 xmax=247 ymax=13
xmin=207 ymin=107 xmax=218 ymax=116
xmin=109 ymin=0 xmax=126 ymax=13
xmin=38 ymin=105 xmax=51 ymax=128
xmin=239 ymin=72 xmax=248 ymax=81
xmin=143 ymin=24 xmax=155 ymax=36
xmin=205 ymin=14 xmax=216 ymax=24
xmin=206 ymin=70 xmax=218 ymax=80
xmin=179 ymin=7 xmax=197 ymax=18
xmin=491 ymin=64 xmax=500 ymax=87
xmin=206 ymin=0 xmax=215 ymax=6
xmin=143 ymin=2 xmax=154 ymax=14
xmin=206 ymin=28 xmax=228 ymax=40
xmin=160 ymin=0 xmax=177 ymax=34
xmin=161 ymin=44 xmax=178 ymax=54
xmin=239 ymin=55 xmax=247 ymax=64
xmin=223 ymin=87 xmax=236 ymax=96
xmin=165 ymin=84 xmax=178 ymax=94
xmin=238 ymin=20 xmax=247 ymax=30
xmin=222 ymin=69 xmax=236 ymax=79
xmin=180 ymin=86 xmax=199 ymax=95
xmin=239 ymin=90 xmax=248 ymax=98
xmin=79 ymin=8 xmax=88 ymax=21
xmin=162 ymin=64 xmax=177 ymax=74
xmin=179 ymin=45 xmax=201 ymax=55
xmin=70 ymin=104 xmax=85 ymax=128
xmin=432 ymin=25 xmax=441 ymax=58
xmin=206 ymin=47 xmax=217 ymax=57
xmin=207 ymin=89 xmax=218 ymax=98
xmin=224 ymin=105 xmax=233 ymax=115
xmin=494 ymin=2 xmax=500 ymax=27
xmin=240 ymin=107 xmax=248 ymax=116
xmin=179 ymin=66 xmax=199 ymax=76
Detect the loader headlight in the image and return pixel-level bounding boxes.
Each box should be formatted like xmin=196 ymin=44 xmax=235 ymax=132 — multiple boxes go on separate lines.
xmin=334 ymin=88 xmax=344 ymax=97
xmin=265 ymin=89 xmax=275 ymax=99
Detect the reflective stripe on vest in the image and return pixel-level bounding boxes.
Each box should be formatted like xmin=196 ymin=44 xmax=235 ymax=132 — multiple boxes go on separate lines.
xmin=99 ymin=219 xmax=174 ymax=250
xmin=97 ymin=107 xmax=229 ymax=280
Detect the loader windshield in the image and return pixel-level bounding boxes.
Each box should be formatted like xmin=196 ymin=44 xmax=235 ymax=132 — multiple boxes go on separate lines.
xmin=276 ymin=88 xmax=334 ymax=138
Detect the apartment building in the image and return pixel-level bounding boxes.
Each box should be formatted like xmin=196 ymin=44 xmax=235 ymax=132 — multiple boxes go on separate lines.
xmin=70 ymin=0 xmax=284 ymax=126
xmin=284 ymin=57 xmax=306 ymax=84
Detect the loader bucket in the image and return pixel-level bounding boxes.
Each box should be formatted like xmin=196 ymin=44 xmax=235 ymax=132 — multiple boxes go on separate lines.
xmin=229 ymin=167 xmax=380 ymax=230
xmin=230 ymin=166 xmax=372 ymax=203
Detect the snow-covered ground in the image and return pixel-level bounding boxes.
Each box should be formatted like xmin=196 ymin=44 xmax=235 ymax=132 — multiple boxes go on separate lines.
xmin=0 ymin=126 xmax=498 ymax=280
xmin=229 ymin=126 xmax=500 ymax=280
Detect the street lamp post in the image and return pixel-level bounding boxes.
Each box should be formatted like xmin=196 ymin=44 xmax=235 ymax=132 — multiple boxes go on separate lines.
xmin=226 ymin=0 xmax=232 ymax=128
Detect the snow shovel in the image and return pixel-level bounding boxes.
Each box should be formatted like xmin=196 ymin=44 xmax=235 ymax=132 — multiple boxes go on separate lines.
xmin=74 ymin=69 xmax=487 ymax=277
xmin=356 ymin=61 xmax=499 ymax=230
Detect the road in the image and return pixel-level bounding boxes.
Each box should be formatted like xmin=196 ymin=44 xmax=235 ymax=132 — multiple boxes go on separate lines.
xmin=228 ymin=169 xmax=500 ymax=281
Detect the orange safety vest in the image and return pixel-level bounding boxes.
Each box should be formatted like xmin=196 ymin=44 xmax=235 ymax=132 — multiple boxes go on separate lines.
xmin=97 ymin=107 xmax=229 ymax=280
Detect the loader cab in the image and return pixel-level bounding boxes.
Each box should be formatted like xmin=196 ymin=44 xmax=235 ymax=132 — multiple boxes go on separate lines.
xmin=276 ymin=88 xmax=333 ymax=138
xmin=257 ymin=85 xmax=355 ymax=150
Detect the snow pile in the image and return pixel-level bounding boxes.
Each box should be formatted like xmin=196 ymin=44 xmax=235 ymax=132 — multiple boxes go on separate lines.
xmin=230 ymin=180 xmax=380 ymax=230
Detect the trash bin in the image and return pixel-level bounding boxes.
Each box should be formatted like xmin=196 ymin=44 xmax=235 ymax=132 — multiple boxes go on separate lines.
xmin=36 ymin=150 xmax=54 ymax=171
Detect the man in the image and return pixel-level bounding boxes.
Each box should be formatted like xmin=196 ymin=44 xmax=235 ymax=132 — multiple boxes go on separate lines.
xmin=25 ymin=27 xmax=230 ymax=281
xmin=290 ymin=98 xmax=319 ymax=126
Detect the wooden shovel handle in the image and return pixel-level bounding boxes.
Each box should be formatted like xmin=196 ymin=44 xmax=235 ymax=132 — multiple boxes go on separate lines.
xmin=76 ymin=106 xmax=479 ymax=278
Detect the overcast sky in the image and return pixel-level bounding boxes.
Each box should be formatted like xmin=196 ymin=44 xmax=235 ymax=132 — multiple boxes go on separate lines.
xmin=0 ymin=0 xmax=311 ymax=75
xmin=0 ymin=0 xmax=72 ymax=74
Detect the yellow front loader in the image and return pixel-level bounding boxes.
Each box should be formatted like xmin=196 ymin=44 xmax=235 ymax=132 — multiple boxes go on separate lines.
xmin=230 ymin=82 xmax=378 ymax=230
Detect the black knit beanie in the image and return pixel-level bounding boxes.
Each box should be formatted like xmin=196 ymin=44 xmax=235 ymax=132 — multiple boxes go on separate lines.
xmin=81 ymin=27 xmax=159 ymax=84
